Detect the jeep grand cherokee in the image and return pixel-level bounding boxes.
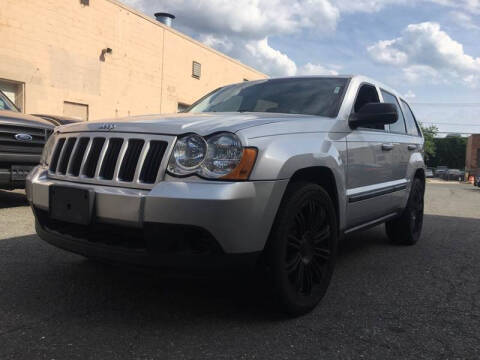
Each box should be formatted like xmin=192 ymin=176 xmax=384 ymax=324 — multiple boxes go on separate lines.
xmin=27 ymin=75 xmax=425 ymax=315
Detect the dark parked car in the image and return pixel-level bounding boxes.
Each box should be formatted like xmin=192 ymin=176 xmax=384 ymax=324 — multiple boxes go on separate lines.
xmin=442 ymin=169 xmax=464 ymax=181
xmin=0 ymin=90 xmax=54 ymax=189
xmin=435 ymin=166 xmax=448 ymax=177
xmin=31 ymin=114 xmax=82 ymax=126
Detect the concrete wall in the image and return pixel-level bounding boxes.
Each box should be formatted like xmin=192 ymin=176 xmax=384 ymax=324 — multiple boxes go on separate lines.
xmin=0 ymin=0 xmax=266 ymax=120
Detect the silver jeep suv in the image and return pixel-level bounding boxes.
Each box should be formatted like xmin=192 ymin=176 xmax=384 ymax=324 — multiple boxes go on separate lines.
xmin=26 ymin=75 xmax=425 ymax=315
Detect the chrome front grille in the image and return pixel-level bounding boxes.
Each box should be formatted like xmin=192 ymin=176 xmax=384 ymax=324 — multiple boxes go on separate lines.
xmin=0 ymin=124 xmax=52 ymax=155
xmin=48 ymin=133 xmax=173 ymax=189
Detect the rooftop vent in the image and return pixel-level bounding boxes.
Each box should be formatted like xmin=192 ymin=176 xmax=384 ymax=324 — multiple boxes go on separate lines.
xmin=154 ymin=12 xmax=175 ymax=27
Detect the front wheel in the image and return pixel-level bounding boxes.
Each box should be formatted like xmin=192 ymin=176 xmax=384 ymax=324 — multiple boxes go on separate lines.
xmin=265 ymin=182 xmax=338 ymax=316
xmin=386 ymin=178 xmax=425 ymax=245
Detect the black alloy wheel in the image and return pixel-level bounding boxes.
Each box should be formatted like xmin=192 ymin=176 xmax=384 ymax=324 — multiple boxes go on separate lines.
xmin=266 ymin=182 xmax=338 ymax=316
xmin=285 ymin=198 xmax=332 ymax=296
xmin=386 ymin=177 xmax=425 ymax=245
xmin=408 ymin=181 xmax=424 ymax=238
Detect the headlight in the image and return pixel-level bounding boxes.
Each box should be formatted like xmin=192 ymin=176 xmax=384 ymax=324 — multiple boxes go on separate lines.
xmin=200 ymin=133 xmax=243 ymax=178
xmin=40 ymin=134 xmax=56 ymax=167
xmin=167 ymin=132 xmax=257 ymax=180
xmin=167 ymin=134 xmax=207 ymax=175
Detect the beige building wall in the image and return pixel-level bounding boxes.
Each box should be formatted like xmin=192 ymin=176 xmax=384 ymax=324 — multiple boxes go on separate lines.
xmin=0 ymin=0 xmax=266 ymax=120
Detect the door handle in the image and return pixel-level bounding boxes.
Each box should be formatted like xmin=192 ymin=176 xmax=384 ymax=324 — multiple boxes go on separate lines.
xmin=408 ymin=144 xmax=417 ymax=150
xmin=381 ymin=143 xmax=394 ymax=151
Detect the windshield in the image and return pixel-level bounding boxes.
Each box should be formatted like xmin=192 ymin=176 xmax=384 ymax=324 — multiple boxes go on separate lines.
xmin=188 ymin=77 xmax=349 ymax=118
xmin=0 ymin=90 xmax=19 ymax=112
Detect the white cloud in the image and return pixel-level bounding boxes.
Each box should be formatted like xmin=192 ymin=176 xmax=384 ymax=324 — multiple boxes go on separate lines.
xmin=428 ymin=0 xmax=480 ymax=14
xmin=244 ymin=38 xmax=298 ymax=77
xmin=463 ymin=74 xmax=480 ymax=88
xmin=335 ymin=0 xmax=410 ymax=13
xmin=403 ymin=65 xmax=442 ymax=83
xmin=122 ymin=0 xmax=343 ymax=76
xmin=121 ymin=1 xmax=480 ymax=78
xmin=125 ymin=0 xmax=339 ymax=39
xmin=403 ymin=90 xmax=416 ymax=99
xmin=368 ymin=22 xmax=480 ymax=85
xmin=201 ymin=35 xmax=234 ymax=53
xmin=297 ymin=63 xmax=340 ymax=75
xmin=449 ymin=11 xmax=480 ymax=30
xmin=367 ymin=40 xmax=408 ymax=66
xmin=336 ymin=0 xmax=480 ymax=14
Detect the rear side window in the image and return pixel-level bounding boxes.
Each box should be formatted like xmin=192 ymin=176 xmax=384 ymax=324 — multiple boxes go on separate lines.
xmin=381 ymin=90 xmax=406 ymax=134
xmin=400 ymin=100 xmax=420 ymax=136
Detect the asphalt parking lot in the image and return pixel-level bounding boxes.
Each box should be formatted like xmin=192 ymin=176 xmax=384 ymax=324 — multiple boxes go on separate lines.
xmin=0 ymin=182 xmax=479 ymax=359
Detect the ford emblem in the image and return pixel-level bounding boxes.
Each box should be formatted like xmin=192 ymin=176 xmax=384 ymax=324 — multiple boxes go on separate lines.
xmin=14 ymin=133 xmax=33 ymax=142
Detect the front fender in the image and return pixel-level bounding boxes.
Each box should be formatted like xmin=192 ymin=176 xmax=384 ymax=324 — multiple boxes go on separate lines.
xmin=244 ymin=132 xmax=348 ymax=231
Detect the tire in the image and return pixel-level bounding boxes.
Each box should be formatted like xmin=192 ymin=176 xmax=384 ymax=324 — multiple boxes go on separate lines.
xmin=385 ymin=178 xmax=425 ymax=245
xmin=265 ymin=182 xmax=338 ymax=316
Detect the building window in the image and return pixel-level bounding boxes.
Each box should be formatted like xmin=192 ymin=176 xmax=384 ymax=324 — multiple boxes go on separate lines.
xmin=0 ymin=79 xmax=25 ymax=112
xmin=177 ymin=103 xmax=190 ymax=113
xmin=64 ymin=101 xmax=88 ymax=121
xmin=80 ymin=0 xmax=89 ymax=5
xmin=192 ymin=61 xmax=201 ymax=79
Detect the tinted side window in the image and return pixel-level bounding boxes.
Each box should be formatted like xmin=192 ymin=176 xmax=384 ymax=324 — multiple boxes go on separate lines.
xmin=353 ymin=84 xmax=383 ymax=130
xmin=381 ymin=90 xmax=406 ymax=134
xmin=400 ymin=100 xmax=420 ymax=136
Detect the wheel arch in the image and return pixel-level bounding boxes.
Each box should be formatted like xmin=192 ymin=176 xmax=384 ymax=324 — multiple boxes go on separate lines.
xmin=262 ymin=165 xmax=344 ymax=258
xmin=288 ymin=166 xmax=340 ymax=226
xmin=414 ymin=167 xmax=426 ymax=183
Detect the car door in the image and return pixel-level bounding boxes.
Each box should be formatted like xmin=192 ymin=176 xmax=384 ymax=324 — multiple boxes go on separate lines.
xmin=400 ymin=98 xmax=424 ymax=181
xmin=346 ymin=84 xmax=397 ymax=229
xmin=380 ymin=90 xmax=411 ymax=210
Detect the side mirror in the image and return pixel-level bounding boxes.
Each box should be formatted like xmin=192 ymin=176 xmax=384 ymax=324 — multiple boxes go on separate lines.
xmin=349 ymin=103 xmax=398 ymax=128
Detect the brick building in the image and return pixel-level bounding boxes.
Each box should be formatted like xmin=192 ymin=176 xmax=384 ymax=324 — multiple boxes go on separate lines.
xmin=465 ymin=134 xmax=480 ymax=178
xmin=0 ymin=0 xmax=266 ymax=120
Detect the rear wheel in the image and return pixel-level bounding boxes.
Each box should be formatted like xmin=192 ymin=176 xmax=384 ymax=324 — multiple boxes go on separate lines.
xmin=265 ymin=182 xmax=338 ymax=316
xmin=386 ymin=177 xmax=425 ymax=245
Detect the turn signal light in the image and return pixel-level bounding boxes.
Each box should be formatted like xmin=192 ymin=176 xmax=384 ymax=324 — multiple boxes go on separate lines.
xmin=221 ymin=148 xmax=258 ymax=180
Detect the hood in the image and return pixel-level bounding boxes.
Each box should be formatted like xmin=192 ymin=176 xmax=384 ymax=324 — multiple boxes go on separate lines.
xmin=0 ymin=110 xmax=54 ymax=129
xmin=57 ymin=112 xmax=315 ymax=136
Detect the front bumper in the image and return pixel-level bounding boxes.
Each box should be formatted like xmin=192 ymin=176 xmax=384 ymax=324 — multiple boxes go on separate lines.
xmin=0 ymin=167 xmax=35 ymax=190
xmin=0 ymin=168 xmax=22 ymax=189
xmin=27 ymin=166 xmax=287 ymax=261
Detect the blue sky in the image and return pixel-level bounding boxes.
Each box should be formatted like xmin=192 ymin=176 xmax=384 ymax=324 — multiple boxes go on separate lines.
xmin=123 ymin=0 xmax=480 ymax=135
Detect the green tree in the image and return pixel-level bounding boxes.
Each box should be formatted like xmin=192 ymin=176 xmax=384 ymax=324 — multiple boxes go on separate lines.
xmin=420 ymin=124 xmax=438 ymax=165
xmin=432 ymin=136 xmax=467 ymax=169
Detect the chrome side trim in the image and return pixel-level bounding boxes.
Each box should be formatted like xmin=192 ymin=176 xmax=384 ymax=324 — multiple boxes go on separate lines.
xmin=346 ymin=178 xmax=409 ymax=203
xmin=348 ymin=183 xmax=407 ymax=203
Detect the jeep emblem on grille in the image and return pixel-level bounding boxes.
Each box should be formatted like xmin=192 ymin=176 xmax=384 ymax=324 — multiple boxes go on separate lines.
xmin=14 ymin=133 xmax=33 ymax=141
xmin=98 ymin=123 xmax=116 ymax=131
